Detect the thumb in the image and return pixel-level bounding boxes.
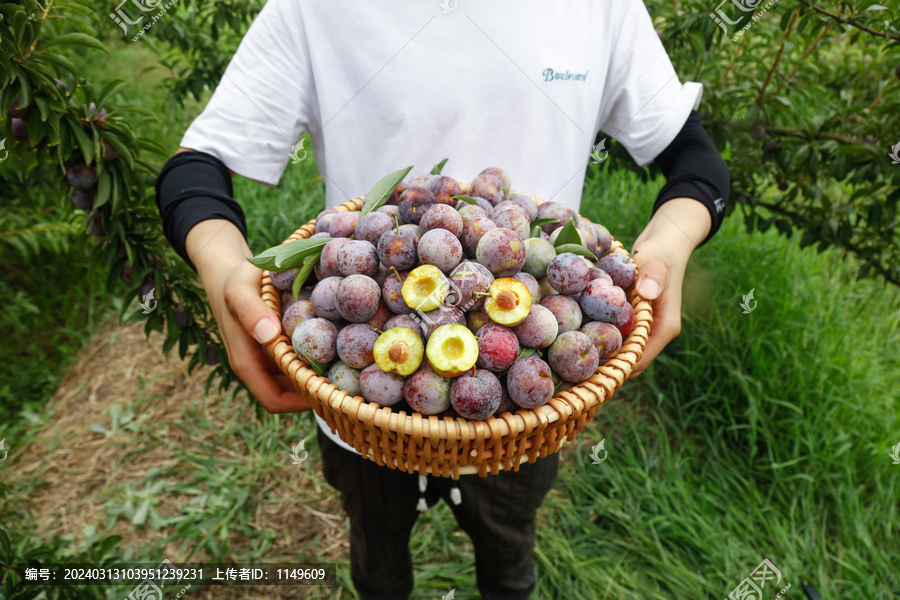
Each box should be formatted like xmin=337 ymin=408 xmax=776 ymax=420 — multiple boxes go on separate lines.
xmin=634 ymin=257 xmax=668 ymax=301
xmin=226 ymin=276 xmax=283 ymax=344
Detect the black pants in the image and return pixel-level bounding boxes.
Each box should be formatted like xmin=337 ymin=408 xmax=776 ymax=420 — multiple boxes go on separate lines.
xmin=317 ymin=427 xmax=560 ymax=600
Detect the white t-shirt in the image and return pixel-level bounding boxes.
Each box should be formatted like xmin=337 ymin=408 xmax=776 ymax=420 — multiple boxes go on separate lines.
xmin=181 ymin=0 xmax=702 ymax=455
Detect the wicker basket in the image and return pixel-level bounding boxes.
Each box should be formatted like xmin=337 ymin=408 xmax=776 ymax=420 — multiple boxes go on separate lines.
xmin=260 ymin=193 xmax=652 ymax=478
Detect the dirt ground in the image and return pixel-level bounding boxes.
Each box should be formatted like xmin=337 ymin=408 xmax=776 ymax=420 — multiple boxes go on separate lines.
xmin=9 ymin=322 xmax=348 ymax=599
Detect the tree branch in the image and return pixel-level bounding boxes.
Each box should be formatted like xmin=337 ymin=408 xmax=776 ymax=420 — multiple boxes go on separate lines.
xmin=718 ymin=36 xmax=746 ymax=92
xmin=753 ymin=198 xmax=900 ymax=287
xmin=797 ymin=0 xmax=900 ymax=41
xmin=777 ymin=22 xmax=833 ymax=94
xmin=765 ymin=125 xmax=876 ymax=148
xmin=758 ymin=10 xmax=798 ymax=104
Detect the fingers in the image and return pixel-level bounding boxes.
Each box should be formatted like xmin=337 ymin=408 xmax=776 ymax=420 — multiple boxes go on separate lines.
xmin=224 ymin=263 xmax=282 ymax=344
xmin=230 ymin=338 xmax=311 ymax=413
xmin=634 ymin=255 xmax=669 ymax=301
xmin=201 ymin=259 xmax=311 ymax=413
xmin=628 ymin=253 xmax=682 ymax=377
xmin=631 ymin=283 xmax=682 ymax=377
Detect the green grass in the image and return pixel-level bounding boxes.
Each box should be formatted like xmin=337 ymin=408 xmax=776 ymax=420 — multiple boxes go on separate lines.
xmin=0 ymin=220 xmax=125 ymax=443
xmin=10 ymin=159 xmax=893 ymax=600
xmin=3 ymin=36 xmax=900 ymax=600
xmin=401 ymin=166 xmax=900 ymax=599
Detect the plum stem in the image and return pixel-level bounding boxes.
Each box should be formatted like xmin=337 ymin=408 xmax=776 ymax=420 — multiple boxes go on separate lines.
xmin=624 ymin=250 xmax=638 ymax=264
xmin=393 ymin=213 xmax=401 ymax=235
xmin=390 ymin=266 xmax=402 ymax=282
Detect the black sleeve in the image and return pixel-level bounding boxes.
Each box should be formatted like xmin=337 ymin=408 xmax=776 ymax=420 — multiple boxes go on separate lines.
xmin=652 ymin=111 xmax=730 ymax=247
xmin=154 ymin=151 xmax=248 ymax=271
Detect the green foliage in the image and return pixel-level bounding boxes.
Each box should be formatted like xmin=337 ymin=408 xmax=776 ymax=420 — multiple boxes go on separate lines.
xmin=137 ymin=0 xmax=261 ymax=103
xmin=0 ymin=0 xmax=250 ymax=415
xmin=552 ymin=220 xmax=583 ymax=248
xmin=430 ymin=158 xmax=449 ymax=176
xmin=0 ymin=522 xmax=122 ymax=599
xmin=638 ymin=0 xmax=900 ymax=285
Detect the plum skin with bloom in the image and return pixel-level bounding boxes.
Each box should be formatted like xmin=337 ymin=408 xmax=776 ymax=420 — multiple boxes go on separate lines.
xmin=404 ymin=365 xmax=451 ymax=415
xmin=327 ymin=361 xmax=362 ymax=397
xmin=359 ymin=363 xmax=406 ymax=406
xmin=449 ymin=260 xmax=494 ymax=312
xmin=336 ymin=323 xmax=379 ymax=369
xmin=291 ymin=318 xmax=338 ymax=365
xmin=337 ymin=240 xmax=379 ymax=277
xmin=579 ymin=280 xmax=627 ymax=323
xmin=512 ymin=304 xmax=558 ymax=348
xmin=450 ymin=369 xmax=503 ymax=420
xmin=355 ymin=212 xmax=394 ymax=245
xmin=540 ymin=295 xmax=583 ymax=334
xmin=596 ymin=253 xmax=637 ymax=288
xmin=281 ymin=299 xmax=315 ymax=338
xmin=506 ymin=356 xmax=555 ymax=408
xmin=476 ymin=228 xmax=526 ymax=277
xmin=548 ymin=331 xmax=600 ymax=383
xmin=475 ymin=323 xmax=520 ymax=373
xmin=581 ymin=321 xmax=623 ymax=359
xmin=418 ymin=228 xmax=463 ymax=273
xmin=310 ymin=277 xmax=343 ymax=320
xmin=336 ymin=275 xmax=381 ymax=323
xmin=382 ymin=271 xmax=413 ymax=314
xmin=546 ymin=252 xmax=590 ymax=295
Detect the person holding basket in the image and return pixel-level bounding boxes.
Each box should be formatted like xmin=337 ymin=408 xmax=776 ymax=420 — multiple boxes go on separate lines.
xmin=155 ymin=1 xmax=729 ymax=598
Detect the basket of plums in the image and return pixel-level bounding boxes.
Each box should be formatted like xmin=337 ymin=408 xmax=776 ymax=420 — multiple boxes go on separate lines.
xmin=255 ymin=164 xmax=652 ymax=478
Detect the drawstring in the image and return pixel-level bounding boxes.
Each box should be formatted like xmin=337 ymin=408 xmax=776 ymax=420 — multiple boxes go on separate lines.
xmin=416 ymin=475 xmax=428 ymax=512
xmin=416 ymin=474 xmax=463 ymax=511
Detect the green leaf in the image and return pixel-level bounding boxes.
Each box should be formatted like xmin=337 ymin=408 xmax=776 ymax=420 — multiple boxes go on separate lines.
xmin=248 ymin=237 xmax=331 ymax=271
xmin=27 ymin=108 xmax=46 ymax=141
xmin=41 ymin=32 xmax=108 ymax=54
xmin=452 ymin=195 xmax=479 ymax=205
xmin=67 ymin=116 xmax=94 ymax=162
xmin=33 ymin=51 xmax=78 ymax=76
xmin=305 ymin=357 xmax=330 ymax=377
xmin=552 ymin=220 xmax=582 ymax=248
xmin=101 ymin=132 xmax=134 ymax=169
xmin=98 ymin=79 xmax=128 ymax=106
xmin=249 ymin=247 xmax=282 ymax=269
xmin=94 ymin=169 xmax=112 ymax=209
xmin=361 ymin=166 xmax=413 ymax=213
xmin=33 ymin=96 xmax=48 ymax=121
xmin=780 ymin=6 xmax=795 ymax=30
xmin=132 ymin=499 xmax=150 ymax=526
xmin=430 ymin=158 xmax=448 ymax=175
xmin=274 ymin=237 xmax=329 ymax=269
xmin=291 ymin=253 xmax=319 ymax=300
xmin=17 ymin=77 xmax=31 ymax=114
xmin=554 ymin=244 xmax=597 ymax=261
xmin=500 ymin=347 xmax=537 ymax=376
xmin=516 ymin=348 xmax=536 ymax=362
xmin=530 ymin=218 xmax=559 ymax=229
xmin=531 ymin=225 xmax=542 ymax=238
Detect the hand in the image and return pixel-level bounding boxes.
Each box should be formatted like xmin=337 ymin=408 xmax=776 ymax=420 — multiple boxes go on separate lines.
xmin=629 ymin=235 xmax=688 ymax=377
xmin=628 ymin=198 xmax=710 ymax=377
xmin=188 ymin=220 xmax=311 ymax=413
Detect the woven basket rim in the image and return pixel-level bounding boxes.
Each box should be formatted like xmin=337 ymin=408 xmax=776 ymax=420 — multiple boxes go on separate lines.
xmin=259 ymin=192 xmax=652 ymax=473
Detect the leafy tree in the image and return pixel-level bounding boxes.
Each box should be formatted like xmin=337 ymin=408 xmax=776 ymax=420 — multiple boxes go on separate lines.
xmin=642 ymin=0 xmax=899 ymax=284
xmin=0 ymin=0 xmax=259 ymax=405
xmin=2 ymin=0 xmax=898 ymax=415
